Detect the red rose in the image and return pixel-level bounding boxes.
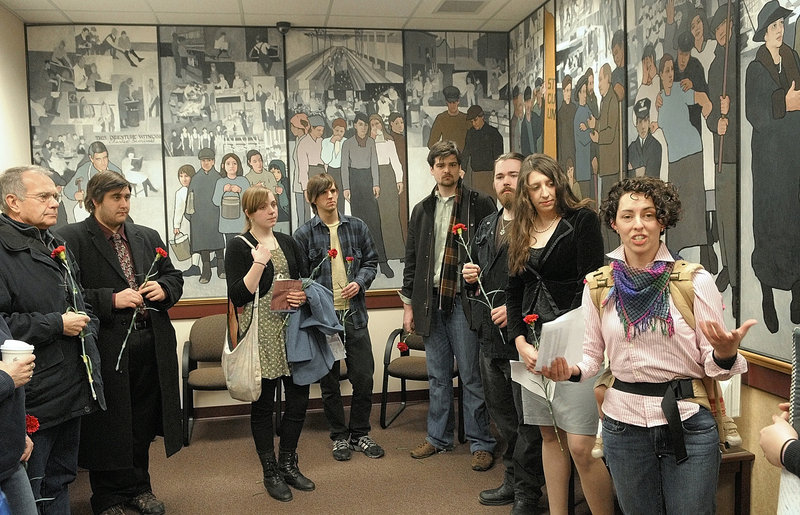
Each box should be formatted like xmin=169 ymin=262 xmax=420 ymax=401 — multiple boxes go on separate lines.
xmin=451 ymin=223 xmax=467 ymax=235
xmin=51 ymin=245 xmax=66 ymax=260
xmin=523 ymin=314 xmax=539 ymax=325
xmin=26 ymin=414 xmax=39 ymax=435
xmin=397 ymin=341 xmax=409 ymax=352
xmin=346 ymin=256 xmax=354 ymax=263
xmin=156 ymin=247 xmax=168 ymax=259
xmin=328 ymin=249 xmax=338 ymax=259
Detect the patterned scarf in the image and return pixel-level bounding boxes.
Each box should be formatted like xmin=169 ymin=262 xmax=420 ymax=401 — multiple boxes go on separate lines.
xmin=438 ymin=182 xmax=463 ymax=314
xmin=606 ymin=259 xmax=674 ymax=340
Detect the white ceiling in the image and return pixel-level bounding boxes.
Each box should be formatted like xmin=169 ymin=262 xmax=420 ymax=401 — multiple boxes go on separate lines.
xmin=0 ymin=0 xmax=547 ymax=32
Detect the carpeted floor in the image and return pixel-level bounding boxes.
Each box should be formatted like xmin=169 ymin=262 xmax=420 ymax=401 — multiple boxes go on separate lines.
xmin=69 ymin=402 xmax=591 ymax=514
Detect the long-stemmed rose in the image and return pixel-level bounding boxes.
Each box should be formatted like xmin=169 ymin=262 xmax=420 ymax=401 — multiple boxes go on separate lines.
xmin=524 ymin=313 xmax=562 ymax=450
xmin=302 ymin=248 xmax=337 ymax=289
xmin=51 ymin=245 xmax=97 ymax=400
xmin=115 ymin=247 xmax=168 ymax=371
xmin=452 ymin=223 xmax=506 ymax=344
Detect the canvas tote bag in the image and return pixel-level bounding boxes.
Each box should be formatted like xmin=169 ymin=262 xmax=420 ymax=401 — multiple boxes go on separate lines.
xmin=221 ymin=236 xmax=262 ymax=401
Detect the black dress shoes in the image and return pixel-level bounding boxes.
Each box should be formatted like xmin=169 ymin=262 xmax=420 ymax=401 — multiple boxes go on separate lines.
xmin=479 ymin=480 xmax=514 ymax=506
xmin=510 ymin=497 xmax=541 ymax=515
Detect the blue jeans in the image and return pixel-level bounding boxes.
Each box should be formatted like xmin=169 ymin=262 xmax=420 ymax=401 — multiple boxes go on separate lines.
xmin=26 ymin=417 xmax=81 ymax=515
xmin=1 ymin=463 xmax=37 ymax=515
xmin=424 ymin=296 xmax=495 ymax=453
xmin=603 ymin=409 xmax=721 ymax=515
xmin=320 ymin=321 xmax=375 ymax=440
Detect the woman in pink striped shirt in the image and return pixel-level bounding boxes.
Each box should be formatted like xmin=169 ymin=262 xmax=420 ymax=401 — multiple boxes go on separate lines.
xmin=544 ymin=177 xmax=755 ymax=514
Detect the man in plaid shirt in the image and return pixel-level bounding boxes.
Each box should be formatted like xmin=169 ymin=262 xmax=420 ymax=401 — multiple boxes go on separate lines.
xmin=293 ymin=173 xmax=384 ymax=461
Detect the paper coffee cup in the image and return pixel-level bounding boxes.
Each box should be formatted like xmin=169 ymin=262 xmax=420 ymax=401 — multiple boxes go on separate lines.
xmin=1 ymin=340 xmax=34 ymax=363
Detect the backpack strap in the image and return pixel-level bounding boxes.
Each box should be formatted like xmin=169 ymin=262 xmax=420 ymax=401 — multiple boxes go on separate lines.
xmin=667 ymin=260 xmax=703 ymax=330
xmin=585 ymin=265 xmax=614 ymax=315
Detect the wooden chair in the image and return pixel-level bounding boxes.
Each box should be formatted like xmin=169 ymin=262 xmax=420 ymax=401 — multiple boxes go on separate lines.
xmin=380 ymin=328 xmax=464 ymax=443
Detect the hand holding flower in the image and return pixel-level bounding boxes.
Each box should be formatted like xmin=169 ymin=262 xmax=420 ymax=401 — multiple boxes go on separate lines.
xmin=489 ymin=305 xmax=507 ymax=328
xmin=340 ymin=281 xmax=360 ymax=299
xmin=139 ymin=280 xmax=166 ymax=302
xmin=61 ymin=311 xmax=90 ymax=337
xmin=515 ymin=335 xmax=538 ymax=372
xmin=21 ymin=435 xmax=33 ymax=462
xmin=114 ymin=288 xmax=143 ymax=309
xmin=462 ymin=262 xmax=480 ymax=284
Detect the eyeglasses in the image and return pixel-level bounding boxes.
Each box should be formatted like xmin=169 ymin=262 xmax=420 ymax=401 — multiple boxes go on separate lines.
xmin=21 ymin=192 xmax=61 ymax=203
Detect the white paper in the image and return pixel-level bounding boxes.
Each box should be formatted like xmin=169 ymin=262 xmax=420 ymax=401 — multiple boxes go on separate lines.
xmin=533 ymin=308 xmax=586 ymax=372
xmin=326 ymin=333 xmax=346 ymax=361
xmin=510 ymin=360 xmax=555 ymax=401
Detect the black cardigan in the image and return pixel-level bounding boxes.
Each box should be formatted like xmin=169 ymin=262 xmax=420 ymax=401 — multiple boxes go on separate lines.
xmin=506 ymin=207 xmax=604 ymax=341
xmin=225 ymin=231 xmax=309 ymax=308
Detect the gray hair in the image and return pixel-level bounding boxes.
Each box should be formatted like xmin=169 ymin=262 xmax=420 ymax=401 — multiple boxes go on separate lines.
xmin=0 ymin=165 xmax=52 ymax=214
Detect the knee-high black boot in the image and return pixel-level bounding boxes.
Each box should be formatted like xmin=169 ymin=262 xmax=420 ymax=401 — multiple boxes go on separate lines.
xmin=278 ymin=450 xmax=315 ymax=491
xmin=258 ymin=452 xmax=292 ymax=502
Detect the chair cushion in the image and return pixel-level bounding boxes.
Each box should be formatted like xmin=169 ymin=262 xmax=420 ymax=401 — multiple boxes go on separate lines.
xmin=386 ymin=356 xmax=428 ymax=381
xmin=187 ymin=367 xmax=227 ymax=390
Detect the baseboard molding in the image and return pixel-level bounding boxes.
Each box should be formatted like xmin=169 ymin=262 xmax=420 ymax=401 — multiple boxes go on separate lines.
xmin=193 ymin=389 xmax=433 ymax=420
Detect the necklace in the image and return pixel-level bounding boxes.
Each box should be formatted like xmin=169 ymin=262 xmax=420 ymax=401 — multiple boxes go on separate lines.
xmin=532 ymin=215 xmax=559 ymax=234
xmin=499 ymin=217 xmax=512 ymax=236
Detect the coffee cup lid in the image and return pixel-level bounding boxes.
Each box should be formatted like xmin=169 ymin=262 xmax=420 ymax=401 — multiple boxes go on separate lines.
xmin=0 ymin=340 xmax=34 ymax=351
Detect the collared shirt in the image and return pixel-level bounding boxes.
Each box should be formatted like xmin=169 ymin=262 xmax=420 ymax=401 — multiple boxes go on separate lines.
xmin=95 ymin=218 xmax=137 ymax=312
xmin=432 ymin=189 xmax=455 ymax=286
xmin=577 ymin=243 xmax=747 ymax=428
xmin=293 ymin=213 xmax=378 ymax=329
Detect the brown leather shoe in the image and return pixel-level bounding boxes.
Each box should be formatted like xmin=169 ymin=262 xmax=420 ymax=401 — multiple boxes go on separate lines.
xmin=471 ymin=450 xmax=493 ymax=471
xmin=126 ymin=491 xmax=165 ymax=514
xmin=410 ymin=441 xmax=447 ymax=459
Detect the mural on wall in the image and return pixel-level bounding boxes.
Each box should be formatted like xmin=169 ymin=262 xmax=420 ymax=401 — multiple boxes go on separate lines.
xmin=510 ymin=4 xmax=558 ymax=160
xmin=27 ymin=25 xmax=165 ymax=240
xmin=740 ymin=0 xmax=800 ymax=355
xmin=555 ymin=0 xmax=626 ymax=252
xmin=403 ymin=31 xmax=510 ymax=201
xmin=158 ymin=26 xmax=288 ymax=299
xmin=284 ymin=28 xmax=406 ymax=287
xmin=624 ymin=0 xmax=738 ymax=333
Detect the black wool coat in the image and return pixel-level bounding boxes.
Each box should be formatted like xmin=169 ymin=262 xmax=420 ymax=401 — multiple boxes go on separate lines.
xmin=57 ymin=217 xmax=184 ymax=470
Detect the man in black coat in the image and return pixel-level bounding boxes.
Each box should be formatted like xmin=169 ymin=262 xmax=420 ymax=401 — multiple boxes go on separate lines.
xmin=462 ymin=153 xmax=545 ymax=513
xmin=0 ymin=165 xmax=105 ymax=514
xmin=462 ymin=105 xmax=504 ymax=197
xmin=57 ymin=171 xmax=183 ymax=515
xmin=401 ymin=141 xmax=497 ymax=471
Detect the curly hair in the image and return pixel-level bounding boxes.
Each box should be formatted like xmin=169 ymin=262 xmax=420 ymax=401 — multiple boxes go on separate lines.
xmin=599 ymin=177 xmax=682 ymax=230
xmin=508 ymin=154 xmax=593 ymax=275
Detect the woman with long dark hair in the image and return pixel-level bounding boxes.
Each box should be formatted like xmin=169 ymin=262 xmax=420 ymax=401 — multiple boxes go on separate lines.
xmin=505 ymin=154 xmax=613 ymax=515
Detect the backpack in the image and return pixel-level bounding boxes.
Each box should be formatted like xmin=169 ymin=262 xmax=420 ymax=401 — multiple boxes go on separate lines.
xmin=585 ymin=260 xmax=728 ymax=446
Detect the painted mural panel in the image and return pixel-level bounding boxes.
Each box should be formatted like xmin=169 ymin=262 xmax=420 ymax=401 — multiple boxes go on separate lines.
xmin=158 ymin=26 xmax=288 ymax=299
xmin=284 ymin=28 xmax=405 ymax=288
xmin=624 ymin=0 xmax=738 ymax=332
xmin=509 ymin=8 xmax=555 ymax=160
xmin=555 ymin=0 xmax=626 ymax=253
xmin=740 ymin=0 xmax=800 ymax=358
xmin=404 ymin=31 xmax=510 ymax=202
xmin=27 ymin=25 xmax=165 ymax=240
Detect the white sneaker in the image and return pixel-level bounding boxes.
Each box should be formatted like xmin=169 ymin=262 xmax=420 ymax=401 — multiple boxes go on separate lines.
xmin=591 ymin=436 xmax=604 ymax=459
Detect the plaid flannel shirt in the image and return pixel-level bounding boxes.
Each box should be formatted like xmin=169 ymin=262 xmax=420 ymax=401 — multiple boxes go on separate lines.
xmin=293 ymin=213 xmax=378 ymax=330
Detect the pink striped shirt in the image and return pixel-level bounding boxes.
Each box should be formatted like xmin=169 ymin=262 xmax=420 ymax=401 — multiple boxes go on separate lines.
xmin=577 ymin=243 xmax=747 ymax=427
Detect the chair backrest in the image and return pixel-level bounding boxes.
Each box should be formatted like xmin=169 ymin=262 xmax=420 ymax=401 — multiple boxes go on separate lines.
xmin=405 ymin=333 xmax=425 ymax=351
xmin=188 ymin=313 xmax=227 ymax=362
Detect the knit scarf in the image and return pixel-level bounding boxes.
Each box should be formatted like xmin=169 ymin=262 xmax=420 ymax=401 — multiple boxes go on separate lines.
xmin=438 ymin=182 xmax=463 ymax=314
xmin=606 ymin=259 xmax=674 ymax=340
